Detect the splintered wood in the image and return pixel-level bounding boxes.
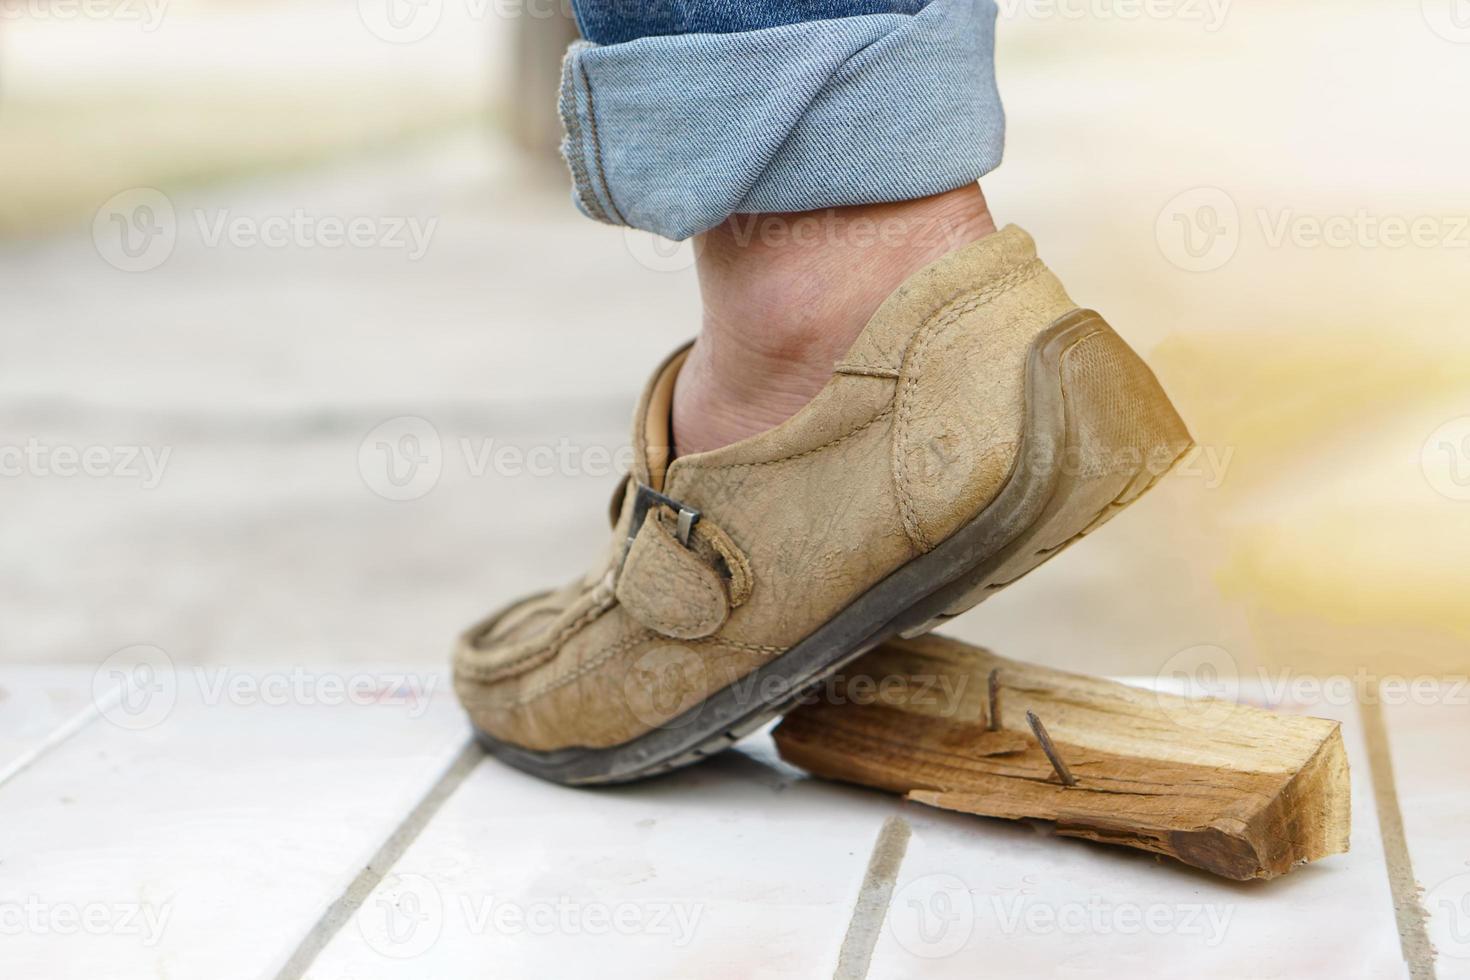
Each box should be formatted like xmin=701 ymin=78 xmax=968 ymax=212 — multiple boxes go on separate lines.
xmin=773 ymin=635 xmax=1350 ymax=880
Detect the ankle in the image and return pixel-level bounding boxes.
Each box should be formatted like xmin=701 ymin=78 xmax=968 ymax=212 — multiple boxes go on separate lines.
xmin=696 ymin=184 xmax=997 ymax=355
xmin=672 ymin=184 xmax=997 ymax=456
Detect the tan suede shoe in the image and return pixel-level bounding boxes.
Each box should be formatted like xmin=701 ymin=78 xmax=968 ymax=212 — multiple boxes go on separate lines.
xmin=455 ymin=226 xmax=1192 ymax=784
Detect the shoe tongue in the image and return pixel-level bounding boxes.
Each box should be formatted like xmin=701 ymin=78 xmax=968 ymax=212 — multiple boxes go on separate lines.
xmin=838 ymin=224 xmax=1041 ymax=373
xmin=632 ymin=345 xmax=690 ymax=490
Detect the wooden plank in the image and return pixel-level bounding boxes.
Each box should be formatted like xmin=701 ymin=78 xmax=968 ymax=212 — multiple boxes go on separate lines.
xmin=0 ymin=665 xmax=468 ymax=980
xmin=1382 ymin=687 xmax=1470 ymax=975
xmin=773 ymin=635 xmax=1349 ymax=880
xmin=303 ymin=733 xmax=900 ymax=979
xmin=858 ymin=687 xmax=1405 ymax=978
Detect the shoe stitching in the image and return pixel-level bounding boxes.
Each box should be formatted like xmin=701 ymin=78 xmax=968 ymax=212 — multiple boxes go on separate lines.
xmin=469 ymin=633 xmax=788 ymax=708
xmin=894 ymin=259 xmax=1046 ymax=553
xmin=698 ymin=637 xmax=788 ymax=655
xmin=495 ymin=629 xmax=653 ymax=706
xmin=674 ymin=406 xmax=893 ymax=474
xmin=833 ymin=362 xmax=901 ymax=379
xmin=456 ymin=585 xmax=616 ymax=681
xmin=696 ymin=518 xmax=753 ymax=607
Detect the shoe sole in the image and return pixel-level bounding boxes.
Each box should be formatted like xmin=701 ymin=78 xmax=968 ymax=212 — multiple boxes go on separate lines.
xmin=476 ymin=309 xmax=1195 ymax=785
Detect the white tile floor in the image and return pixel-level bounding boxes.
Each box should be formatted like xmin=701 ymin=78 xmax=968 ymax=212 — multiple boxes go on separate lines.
xmin=1384 ymin=697 xmax=1470 ymax=974
xmin=0 ymin=668 xmax=1457 ymax=979
xmin=5 ymin=5 xmax=1468 ymax=969
xmin=0 ymin=666 xmax=468 ymax=980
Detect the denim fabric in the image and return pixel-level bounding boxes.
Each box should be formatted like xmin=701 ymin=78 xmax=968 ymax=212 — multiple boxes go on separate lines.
xmin=573 ymin=0 xmax=931 ymax=46
xmin=560 ymin=0 xmax=1004 ymax=240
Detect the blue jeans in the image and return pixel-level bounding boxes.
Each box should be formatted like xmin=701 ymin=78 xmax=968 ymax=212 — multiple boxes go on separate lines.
xmin=562 ymin=0 xmax=1004 ymax=240
xmin=573 ymin=0 xmax=933 ymax=45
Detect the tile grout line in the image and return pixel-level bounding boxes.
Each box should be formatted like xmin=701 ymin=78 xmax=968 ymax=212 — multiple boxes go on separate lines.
xmin=833 ymin=814 xmax=912 ymax=980
xmin=272 ymin=735 xmax=484 ymax=980
xmin=0 ymin=678 xmax=116 ymax=790
xmin=1359 ymin=695 xmax=1437 ymax=980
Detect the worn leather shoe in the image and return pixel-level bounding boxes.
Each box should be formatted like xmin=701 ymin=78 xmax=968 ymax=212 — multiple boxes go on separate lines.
xmin=454 ymin=226 xmax=1193 ymax=784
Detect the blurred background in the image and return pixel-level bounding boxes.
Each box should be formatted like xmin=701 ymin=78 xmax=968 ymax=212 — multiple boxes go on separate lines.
xmin=2 ymin=0 xmax=1468 ymax=691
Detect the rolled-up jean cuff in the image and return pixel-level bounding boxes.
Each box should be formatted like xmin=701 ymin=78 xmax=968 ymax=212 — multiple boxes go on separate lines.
xmin=559 ymin=0 xmax=1004 ymax=240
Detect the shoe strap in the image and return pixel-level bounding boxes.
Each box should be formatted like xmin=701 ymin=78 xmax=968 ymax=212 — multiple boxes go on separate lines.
xmin=615 ymin=486 xmax=751 ymax=640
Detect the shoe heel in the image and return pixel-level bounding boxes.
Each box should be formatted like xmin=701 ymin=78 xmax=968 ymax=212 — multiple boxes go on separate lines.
xmin=899 ymin=310 xmax=1193 ymax=638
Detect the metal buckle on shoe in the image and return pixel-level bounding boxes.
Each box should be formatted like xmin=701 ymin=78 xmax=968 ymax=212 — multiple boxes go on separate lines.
xmin=626 ymin=483 xmax=701 ymax=550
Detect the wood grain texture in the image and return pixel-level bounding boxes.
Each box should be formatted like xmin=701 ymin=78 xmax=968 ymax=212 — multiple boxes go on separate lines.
xmin=773 ymin=635 xmax=1350 ymax=880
